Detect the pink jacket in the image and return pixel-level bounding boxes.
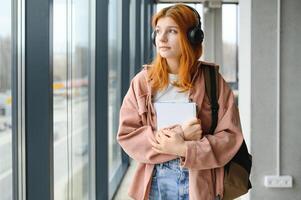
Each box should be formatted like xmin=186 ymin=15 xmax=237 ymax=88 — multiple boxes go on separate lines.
xmin=117 ymin=61 xmax=243 ymax=200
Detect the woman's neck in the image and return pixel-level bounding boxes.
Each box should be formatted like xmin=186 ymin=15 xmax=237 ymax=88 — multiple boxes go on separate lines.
xmin=166 ymin=58 xmax=180 ymax=74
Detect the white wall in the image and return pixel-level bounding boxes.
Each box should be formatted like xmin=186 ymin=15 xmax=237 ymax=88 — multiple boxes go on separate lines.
xmin=239 ymin=0 xmax=301 ymax=199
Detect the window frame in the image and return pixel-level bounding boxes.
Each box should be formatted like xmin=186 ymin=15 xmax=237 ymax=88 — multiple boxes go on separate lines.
xmin=25 ymin=0 xmax=54 ymax=199
xmin=12 ymin=0 xmax=26 ymax=199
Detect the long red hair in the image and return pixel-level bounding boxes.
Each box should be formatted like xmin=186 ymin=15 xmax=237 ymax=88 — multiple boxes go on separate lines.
xmin=148 ymin=4 xmax=203 ymax=92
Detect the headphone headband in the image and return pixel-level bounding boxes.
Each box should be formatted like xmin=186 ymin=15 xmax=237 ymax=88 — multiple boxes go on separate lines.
xmin=182 ymin=5 xmax=201 ymax=28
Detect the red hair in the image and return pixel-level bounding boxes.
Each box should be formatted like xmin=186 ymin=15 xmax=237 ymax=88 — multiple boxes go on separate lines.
xmin=148 ymin=4 xmax=203 ymax=92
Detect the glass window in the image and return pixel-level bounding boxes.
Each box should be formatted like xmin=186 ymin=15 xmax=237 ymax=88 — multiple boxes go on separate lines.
xmin=108 ymin=0 xmax=122 ymax=182
xmin=53 ymin=1 xmax=68 ymax=199
xmin=0 ymin=0 xmax=13 ymax=199
xmin=129 ymin=0 xmax=138 ymax=78
xmin=156 ymin=3 xmax=174 ymax=11
xmin=53 ymin=0 xmax=94 ymax=199
xmin=222 ymin=4 xmax=238 ymax=86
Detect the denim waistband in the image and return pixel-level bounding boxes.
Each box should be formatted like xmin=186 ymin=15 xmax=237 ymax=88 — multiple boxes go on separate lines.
xmin=156 ymin=158 xmax=189 ymax=171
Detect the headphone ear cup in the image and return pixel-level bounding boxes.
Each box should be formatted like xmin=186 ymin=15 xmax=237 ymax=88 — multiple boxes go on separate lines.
xmin=187 ymin=27 xmax=204 ymax=45
xmin=151 ymin=31 xmax=156 ymax=46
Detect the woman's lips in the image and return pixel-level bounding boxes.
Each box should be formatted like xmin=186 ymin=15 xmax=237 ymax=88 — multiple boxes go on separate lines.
xmin=159 ymin=46 xmax=170 ymax=50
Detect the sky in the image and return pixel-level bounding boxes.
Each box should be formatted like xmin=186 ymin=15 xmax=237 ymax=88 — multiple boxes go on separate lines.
xmin=0 ymin=0 xmax=11 ymax=37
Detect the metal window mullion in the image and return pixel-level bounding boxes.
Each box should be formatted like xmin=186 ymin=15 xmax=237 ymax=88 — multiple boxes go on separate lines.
xmin=147 ymin=1 xmax=154 ymax=62
xmin=129 ymin=0 xmax=136 ymax=78
xmin=135 ymin=0 xmax=141 ymax=73
xmin=120 ymin=0 xmax=130 ymax=185
xmin=25 ymin=0 xmax=53 ymax=199
xmin=88 ymin=0 xmax=96 ymax=199
xmin=203 ymin=6 xmax=214 ymax=61
xmin=143 ymin=1 xmax=148 ymax=62
xmin=95 ymin=0 xmax=108 ymax=199
xmin=140 ymin=1 xmax=145 ymax=64
xmin=20 ymin=0 xmax=26 ymax=198
xmin=214 ymin=7 xmax=223 ymax=65
xmin=12 ymin=0 xmax=26 ymax=199
xmin=235 ymin=4 xmax=239 ymax=86
xmin=66 ymin=0 xmax=73 ymax=198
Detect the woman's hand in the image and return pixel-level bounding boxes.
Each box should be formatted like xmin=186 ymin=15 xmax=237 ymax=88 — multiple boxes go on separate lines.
xmin=181 ymin=118 xmax=203 ymax=141
xmin=150 ymin=129 xmax=186 ymax=157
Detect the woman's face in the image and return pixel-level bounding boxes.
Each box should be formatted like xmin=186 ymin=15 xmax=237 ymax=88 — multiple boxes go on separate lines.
xmin=155 ymin=17 xmax=182 ymax=60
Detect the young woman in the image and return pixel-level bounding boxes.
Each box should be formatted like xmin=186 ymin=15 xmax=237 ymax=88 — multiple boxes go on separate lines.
xmin=117 ymin=4 xmax=243 ymax=200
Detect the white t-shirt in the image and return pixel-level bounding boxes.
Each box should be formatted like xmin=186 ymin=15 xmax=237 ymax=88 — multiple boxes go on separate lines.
xmin=154 ymin=73 xmax=189 ymax=103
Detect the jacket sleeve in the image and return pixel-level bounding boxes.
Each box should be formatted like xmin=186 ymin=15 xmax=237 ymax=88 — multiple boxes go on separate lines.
xmin=180 ymin=74 xmax=244 ymax=170
xmin=116 ymin=79 xmax=177 ymax=164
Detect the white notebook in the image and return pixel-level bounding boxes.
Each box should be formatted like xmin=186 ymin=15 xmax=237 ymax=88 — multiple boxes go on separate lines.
xmin=154 ymin=102 xmax=197 ymax=130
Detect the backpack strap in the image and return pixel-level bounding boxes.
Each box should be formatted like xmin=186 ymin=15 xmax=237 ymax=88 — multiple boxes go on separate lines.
xmin=202 ymin=63 xmax=219 ymax=134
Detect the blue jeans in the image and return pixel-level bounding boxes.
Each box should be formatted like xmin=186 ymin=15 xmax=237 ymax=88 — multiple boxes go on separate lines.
xmin=149 ymin=159 xmax=189 ymax=200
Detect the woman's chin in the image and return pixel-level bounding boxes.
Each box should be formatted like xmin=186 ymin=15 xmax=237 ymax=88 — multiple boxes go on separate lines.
xmin=159 ymin=53 xmax=176 ymax=59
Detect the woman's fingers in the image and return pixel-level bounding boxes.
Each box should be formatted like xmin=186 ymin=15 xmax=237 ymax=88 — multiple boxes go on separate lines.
xmin=152 ymin=147 xmax=166 ymax=154
xmin=155 ymin=132 xmax=161 ymax=142
xmin=149 ymin=137 xmax=161 ymax=148
xmin=161 ymin=130 xmax=172 ymax=137
xmin=192 ymin=123 xmax=201 ymax=130
xmin=184 ymin=118 xmax=201 ymax=127
xmin=149 ymin=136 xmax=166 ymax=153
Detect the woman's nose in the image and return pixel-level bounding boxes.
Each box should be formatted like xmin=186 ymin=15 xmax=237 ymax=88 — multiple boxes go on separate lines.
xmin=158 ymin=32 xmax=167 ymax=42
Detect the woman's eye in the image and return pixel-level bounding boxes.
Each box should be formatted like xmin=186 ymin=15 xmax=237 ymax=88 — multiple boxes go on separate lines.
xmin=155 ymin=29 xmax=160 ymax=34
xmin=169 ymin=29 xmax=177 ymax=34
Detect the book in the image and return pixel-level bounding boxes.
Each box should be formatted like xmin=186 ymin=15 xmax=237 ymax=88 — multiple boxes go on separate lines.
xmin=154 ymin=102 xmax=197 ymax=130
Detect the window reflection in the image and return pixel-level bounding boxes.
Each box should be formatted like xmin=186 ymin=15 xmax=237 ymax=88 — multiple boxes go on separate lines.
xmin=53 ymin=1 xmax=68 ymax=199
xmin=108 ymin=0 xmax=122 ymax=181
xmin=53 ymin=0 xmax=93 ymax=199
xmin=0 ymin=0 xmax=13 ymax=199
xmin=222 ymin=4 xmax=238 ymax=85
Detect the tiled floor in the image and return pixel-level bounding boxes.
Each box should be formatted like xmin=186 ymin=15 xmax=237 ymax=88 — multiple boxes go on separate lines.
xmin=113 ymin=160 xmax=137 ymax=200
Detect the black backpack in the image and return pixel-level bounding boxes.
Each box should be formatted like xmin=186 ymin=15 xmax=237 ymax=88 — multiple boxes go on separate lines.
xmin=202 ymin=63 xmax=252 ymax=200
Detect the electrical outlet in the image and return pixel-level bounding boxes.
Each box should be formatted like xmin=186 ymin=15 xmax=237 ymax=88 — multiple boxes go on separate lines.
xmin=264 ymin=175 xmax=293 ymax=188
